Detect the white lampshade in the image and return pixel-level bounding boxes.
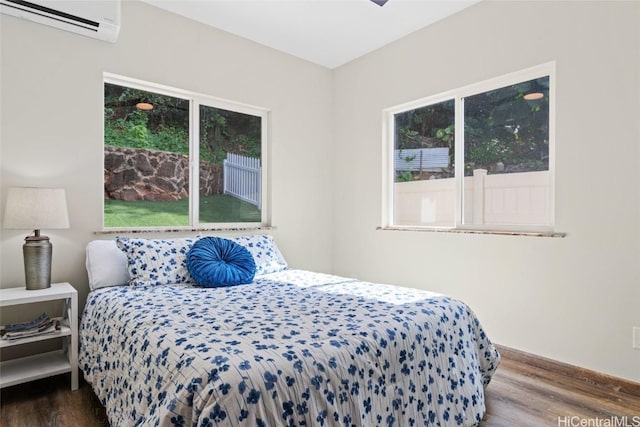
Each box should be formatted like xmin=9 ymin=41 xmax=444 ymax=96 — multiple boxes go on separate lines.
xmin=3 ymin=187 xmax=70 ymax=230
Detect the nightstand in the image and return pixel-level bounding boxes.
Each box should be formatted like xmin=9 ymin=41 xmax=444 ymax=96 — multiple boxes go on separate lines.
xmin=0 ymin=282 xmax=78 ymax=390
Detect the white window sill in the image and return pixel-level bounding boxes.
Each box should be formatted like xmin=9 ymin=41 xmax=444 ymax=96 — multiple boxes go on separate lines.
xmin=377 ymin=226 xmax=566 ymax=238
xmin=95 ymin=225 xmax=273 ymax=235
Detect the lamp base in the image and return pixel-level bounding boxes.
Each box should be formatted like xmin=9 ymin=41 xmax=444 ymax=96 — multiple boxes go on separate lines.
xmin=23 ymin=236 xmax=52 ymax=290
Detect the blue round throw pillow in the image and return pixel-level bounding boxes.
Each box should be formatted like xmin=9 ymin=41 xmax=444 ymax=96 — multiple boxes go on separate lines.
xmin=186 ymin=237 xmax=256 ymax=287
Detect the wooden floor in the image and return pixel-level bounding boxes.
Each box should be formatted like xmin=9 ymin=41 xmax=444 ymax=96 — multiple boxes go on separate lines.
xmin=481 ymin=346 xmax=639 ymax=426
xmin=1 ymin=345 xmax=638 ymax=426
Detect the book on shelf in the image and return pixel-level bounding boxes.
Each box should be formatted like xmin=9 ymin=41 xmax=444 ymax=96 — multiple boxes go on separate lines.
xmin=0 ymin=313 xmax=62 ymax=340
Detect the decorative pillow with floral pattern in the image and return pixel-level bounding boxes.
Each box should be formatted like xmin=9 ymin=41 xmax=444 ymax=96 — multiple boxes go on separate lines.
xmin=231 ymin=235 xmax=288 ymax=276
xmin=116 ymin=236 xmax=199 ymax=286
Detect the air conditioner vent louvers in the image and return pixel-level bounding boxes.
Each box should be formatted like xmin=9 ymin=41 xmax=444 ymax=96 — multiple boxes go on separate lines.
xmin=5 ymin=0 xmax=99 ymax=28
xmin=0 ymin=0 xmax=120 ymax=42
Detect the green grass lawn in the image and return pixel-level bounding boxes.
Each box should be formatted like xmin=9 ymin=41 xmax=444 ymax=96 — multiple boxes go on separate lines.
xmin=104 ymin=194 xmax=260 ymax=227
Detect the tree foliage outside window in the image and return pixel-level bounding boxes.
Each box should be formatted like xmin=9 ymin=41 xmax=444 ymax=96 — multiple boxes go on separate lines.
xmin=394 ymin=100 xmax=455 ymax=181
xmin=393 ymin=76 xmax=549 ymax=181
xmin=464 ymin=76 xmax=549 ymax=176
xmin=104 ymin=84 xmax=261 ymax=164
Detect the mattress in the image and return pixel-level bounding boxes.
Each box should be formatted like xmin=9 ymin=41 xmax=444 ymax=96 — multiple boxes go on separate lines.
xmin=79 ymin=269 xmax=500 ymax=426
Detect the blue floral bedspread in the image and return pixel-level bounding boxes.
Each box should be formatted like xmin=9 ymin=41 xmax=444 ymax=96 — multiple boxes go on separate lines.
xmin=79 ymin=270 xmax=500 ymax=427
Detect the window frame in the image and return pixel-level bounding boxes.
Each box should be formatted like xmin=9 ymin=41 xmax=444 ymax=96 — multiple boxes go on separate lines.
xmin=382 ymin=62 xmax=556 ymax=233
xmin=102 ymin=73 xmax=270 ymax=231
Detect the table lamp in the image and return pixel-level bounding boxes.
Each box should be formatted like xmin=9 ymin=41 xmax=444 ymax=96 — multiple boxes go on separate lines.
xmin=3 ymin=187 xmax=70 ymax=290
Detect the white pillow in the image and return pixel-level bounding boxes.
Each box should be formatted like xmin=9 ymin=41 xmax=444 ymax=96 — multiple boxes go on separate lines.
xmin=85 ymin=240 xmax=130 ymax=291
xmin=231 ymin=235 xmax=288 ymax=276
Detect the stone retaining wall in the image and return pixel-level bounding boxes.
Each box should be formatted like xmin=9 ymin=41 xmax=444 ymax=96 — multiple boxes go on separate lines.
xmin=104 ymin=146 xmax=221 ymax=201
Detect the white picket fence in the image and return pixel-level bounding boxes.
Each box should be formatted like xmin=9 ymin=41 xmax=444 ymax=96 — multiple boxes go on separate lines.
xmin=395 ymin=147 xmax=450 ymax=171
xmin=223 ymin=153 xmax=261 ymax=208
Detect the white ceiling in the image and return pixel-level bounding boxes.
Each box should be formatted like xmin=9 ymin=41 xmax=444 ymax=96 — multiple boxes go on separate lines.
xmin=141 ymin=0 xmax=480 ymax=69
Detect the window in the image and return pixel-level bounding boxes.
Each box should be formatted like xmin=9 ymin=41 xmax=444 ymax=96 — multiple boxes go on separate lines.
xmin=103 ymin=75 xmax=268 ymax=229
xmin=384 ymin=63 xmax=554 ymax=232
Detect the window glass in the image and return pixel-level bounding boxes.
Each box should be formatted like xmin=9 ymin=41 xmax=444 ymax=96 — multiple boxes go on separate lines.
xmin=393 ymin=100 xmax=455 ymax=226
xmin=103 ymin=78 xmax=267 ymax=229
xmin=104 ymin=83 xmax=190 ymax=227
xmin=198 ymin=105 xmax=262 ymax=224
xmin=463 ymin=77 xmax=550 ymax=226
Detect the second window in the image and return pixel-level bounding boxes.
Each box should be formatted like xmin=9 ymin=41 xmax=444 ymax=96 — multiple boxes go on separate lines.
xmin=386 ymin=63 xmax=554 ymax=232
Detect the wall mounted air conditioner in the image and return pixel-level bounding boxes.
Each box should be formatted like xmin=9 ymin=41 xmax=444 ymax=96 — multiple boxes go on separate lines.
xmin=0 ymin=0 xmax=120 ymax=43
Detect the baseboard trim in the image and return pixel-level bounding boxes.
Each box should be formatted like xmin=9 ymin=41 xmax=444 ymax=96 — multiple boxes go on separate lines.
xmin=495 ymin=344 xmax=640 ymax=397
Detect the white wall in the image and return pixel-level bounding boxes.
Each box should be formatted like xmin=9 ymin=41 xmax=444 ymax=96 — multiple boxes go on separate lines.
xmin=332 ymin=1 xmax=640 ymax=382
xmin=0 ymin=1 xmax=334 ymax=309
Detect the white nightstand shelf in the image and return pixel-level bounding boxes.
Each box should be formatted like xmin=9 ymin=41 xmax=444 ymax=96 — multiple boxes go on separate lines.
xmin=0 ymin=323 xmax=72 ymax=348
xmin=0 ymin=283 xmax=78 ymax=390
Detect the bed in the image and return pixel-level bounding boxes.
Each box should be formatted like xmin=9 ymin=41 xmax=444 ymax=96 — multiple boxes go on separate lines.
xmin=79 ymin=236 xmax=500 ymax=427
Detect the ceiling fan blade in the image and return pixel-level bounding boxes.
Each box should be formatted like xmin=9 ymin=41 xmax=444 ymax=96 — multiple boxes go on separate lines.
xmin=370 ymin=0 xmax=389 ymax=6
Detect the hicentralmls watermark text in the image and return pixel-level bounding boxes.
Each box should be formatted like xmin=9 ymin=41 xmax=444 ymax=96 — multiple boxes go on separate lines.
xmin=558 ymin=416 xmax=640 ymax=427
